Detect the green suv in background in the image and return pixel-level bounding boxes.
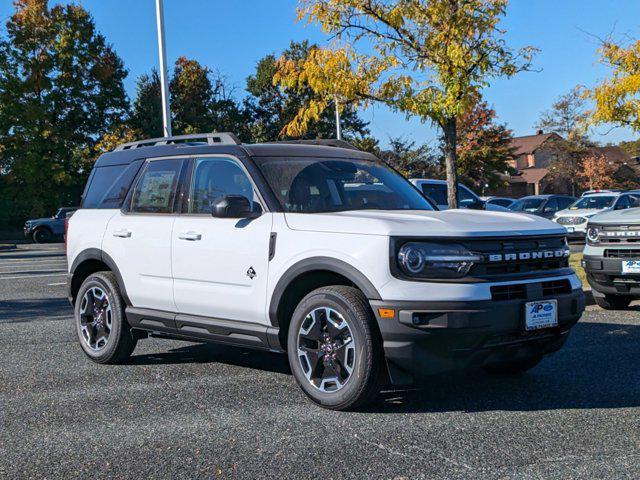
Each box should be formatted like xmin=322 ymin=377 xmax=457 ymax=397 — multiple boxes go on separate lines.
xmin=583 ymin=208 xmax=640 ymax=309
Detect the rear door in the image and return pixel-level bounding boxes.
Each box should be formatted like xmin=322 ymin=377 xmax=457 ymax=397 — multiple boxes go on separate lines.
xmin=171 ymin=155 xmax=273 ymax=325
xmin=102 ymin=157 xmax=187 ymax=315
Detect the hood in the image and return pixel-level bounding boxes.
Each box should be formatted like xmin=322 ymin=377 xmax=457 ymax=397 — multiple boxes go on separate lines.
xmin=284 ymin=209 xmax=566 ymax=238
xmin=26 ymin=217 xmax=53 ymax=224
xmin=589 ymin=207 xmax=640 ymax=225
xmin=556 ymin=208 xmax=605 ymax=218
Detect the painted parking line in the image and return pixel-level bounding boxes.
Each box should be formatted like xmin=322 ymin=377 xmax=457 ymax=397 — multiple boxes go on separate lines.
xmin=47 ymin=282 xmax=67 ymax=286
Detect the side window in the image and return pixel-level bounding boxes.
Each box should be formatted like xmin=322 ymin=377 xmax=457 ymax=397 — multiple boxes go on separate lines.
xmin=130 ymin=159 xmax=183 ymax=214
xmin=630 ymin=194 xmax=640 ymax=208
xmin=421 ymin=184 xmax=447 ymax=205
xmin=82 ymin=161 xmax=144 ymax=209
xmin=458 ymin=186 xmax=477 ymax=207
xmin=189 ymin=157 xmax=256 ymax=214
xmin=615 ymin=195 xmax=631 ymax=210
xmin=544 ymin=198 xmax=559 ymax=212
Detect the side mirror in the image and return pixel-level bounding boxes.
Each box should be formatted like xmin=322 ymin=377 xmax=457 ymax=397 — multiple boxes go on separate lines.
xmin=466 ymin=199 xmax=486 ymax=210
xmin=211 ymin=195 xmax=262 ymax=219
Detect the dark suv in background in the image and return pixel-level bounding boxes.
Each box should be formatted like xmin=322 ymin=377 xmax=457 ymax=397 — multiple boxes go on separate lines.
xmin=24 ymin=207 xmax=77 ymax=243
xmin=509 ymin=195 xmax=577 ymax=219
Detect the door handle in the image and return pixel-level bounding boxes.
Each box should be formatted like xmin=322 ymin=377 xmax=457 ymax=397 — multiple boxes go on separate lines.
xmin=178 ymin=231 xmax=202 ymax=241
xmin=113 ymin=229 xmax=131 ymax=238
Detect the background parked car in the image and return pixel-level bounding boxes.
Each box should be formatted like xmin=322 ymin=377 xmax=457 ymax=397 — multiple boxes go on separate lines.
xmin=553 ymin=192 xmax=640 ymax=239
xmin=482 ymin=196 xmax=517 ymax=209
xmin=508 ymin=195 xmax=577 ymax=219
xmin=23 ymin=207 xmax=78 ymax=243
xmin=410 ymin=179 xmax=510 ymax=211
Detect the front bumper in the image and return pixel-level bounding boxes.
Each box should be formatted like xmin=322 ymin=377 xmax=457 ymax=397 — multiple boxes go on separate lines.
xmin=371 ymin=288 xmax=585 ymax=385
xmin=583 ymin=254 xmax=640 ymax=297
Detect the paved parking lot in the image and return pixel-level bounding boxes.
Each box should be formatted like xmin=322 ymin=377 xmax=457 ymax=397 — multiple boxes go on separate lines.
xmin=1 ymin=244 xmax=639 ymax=479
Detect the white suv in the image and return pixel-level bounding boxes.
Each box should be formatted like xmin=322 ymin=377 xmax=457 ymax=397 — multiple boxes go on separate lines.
xmin=67 ymin=133 xmax=585 ymax=410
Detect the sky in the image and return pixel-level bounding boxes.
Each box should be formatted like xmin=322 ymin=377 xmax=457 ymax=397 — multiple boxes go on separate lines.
xmin=1 ymin=0 xmax=639 ymax=149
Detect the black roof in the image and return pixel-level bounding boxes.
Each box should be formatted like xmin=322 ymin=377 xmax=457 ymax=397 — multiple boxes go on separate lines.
xmin=94 ymin=142 xmax=377 ymax=168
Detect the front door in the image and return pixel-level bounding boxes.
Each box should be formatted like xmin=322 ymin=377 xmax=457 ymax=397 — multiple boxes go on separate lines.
xmin=102 ymin=157 xmax=186 ymax=313
xmin=172 ymin=155 xmax=273 ymax=325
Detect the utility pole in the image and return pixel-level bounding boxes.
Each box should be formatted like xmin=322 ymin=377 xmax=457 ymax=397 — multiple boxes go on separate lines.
xmin=334 ymin=96 xmax=342 ymax=140
xmin=155 ymin=0 xmax=172 ymax=137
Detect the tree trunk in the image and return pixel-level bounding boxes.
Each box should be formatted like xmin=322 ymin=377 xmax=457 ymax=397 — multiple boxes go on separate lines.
xmin=443 ymin=117 xmax=459 ymax=209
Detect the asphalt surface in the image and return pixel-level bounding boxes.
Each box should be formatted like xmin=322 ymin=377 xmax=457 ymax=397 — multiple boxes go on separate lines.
xmin=1 ymin=244 xmax=639 ymax=479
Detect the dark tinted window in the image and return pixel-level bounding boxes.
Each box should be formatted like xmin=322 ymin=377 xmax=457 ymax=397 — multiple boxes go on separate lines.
xmin=82 ymin=161 xmax=143 ymax=209
xmin=255 ymin=157 xmax=434 ymax=213
xmin=130 ymin=159 xmax=183 ymax=214
xmin=189 ymin=157 xmax=256 ymax=214
xmin=422 ymin=184 xmax=447 ymax=205
xmin=557 ymin=197 xmax=575 ymax=210
xmin=490 ymin=198 xmax=514 ymax=208
xmin=615 ymin=195 xmax=631 ymax=210
xmin=510 ymin=197 xmax=545 ymax=212
xmin=543 ymin=198 xmax=558 ymax=212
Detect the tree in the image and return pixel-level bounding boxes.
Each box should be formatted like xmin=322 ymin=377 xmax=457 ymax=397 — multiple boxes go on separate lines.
xmin=454 ymin=99 xmax=515 ymax=190
xmin=274 ymin=0 xmax=535 ymax=207
xmin=380 ymin=137 xmax=439 ymax=178
xmin=536 ymin=87 xmax=591 ymax=145
xmin=0 ymin=0 xmax=129 ymax=227
xmin=130 ymin=70 xmax=163 ymax=138
xmin=246 ymin=41 xmax=369 ymax=142
xmin=586 ymin=37 xmax=640 ymax=132
xmin=578 ymin=154 xmax=616 ymax=190
xmin=170 ymin=56 xmax=215 ymax=134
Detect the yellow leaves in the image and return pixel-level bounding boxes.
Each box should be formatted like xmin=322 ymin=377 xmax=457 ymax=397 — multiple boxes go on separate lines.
xmin=586 ymin=38 xmax=640 ymax=132
xmin=278 ymin=0 xmax=530 ymax=136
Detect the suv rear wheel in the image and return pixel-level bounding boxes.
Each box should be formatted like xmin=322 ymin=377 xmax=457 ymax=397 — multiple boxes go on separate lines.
xmin=75 ymin=272 xmax=137 ymax=364
xmin=594 ymin=294 xmax=632 ymax=310
xmin=287 ymin=286 xmax=383 ymax=411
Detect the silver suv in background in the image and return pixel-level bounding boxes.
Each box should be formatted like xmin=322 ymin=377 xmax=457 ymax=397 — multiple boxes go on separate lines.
xmin=553 ymin=192 xmax=640 ymax=240
xmin=583 ymin=207 xmax=640 ymax=309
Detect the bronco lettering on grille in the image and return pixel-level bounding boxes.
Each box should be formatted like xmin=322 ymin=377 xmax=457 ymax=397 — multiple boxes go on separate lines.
xmin=488 ymin=249 xmax=569 ymax=262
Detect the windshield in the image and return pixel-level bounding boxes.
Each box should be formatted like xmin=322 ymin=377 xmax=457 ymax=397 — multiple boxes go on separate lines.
xmin=510 ymin=198 xmax=544 ymax=212
xmin=254 ymin=157 xmax=435 ymax=213
xmin=571 ymin=196 xmax=615 ymax=210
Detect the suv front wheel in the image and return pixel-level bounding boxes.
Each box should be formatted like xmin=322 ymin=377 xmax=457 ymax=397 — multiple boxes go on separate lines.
xmin=287 ymin=286 xmax=383 ymax=411
xmin=75 ymin=272 xmax=137 ymax=364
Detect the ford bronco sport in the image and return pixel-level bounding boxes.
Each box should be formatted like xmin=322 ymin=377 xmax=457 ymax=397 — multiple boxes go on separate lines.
xmin=67 ymin=133 xmax=585 ymax=410
xmin=584 ymin=207 xmax=640 ymax=310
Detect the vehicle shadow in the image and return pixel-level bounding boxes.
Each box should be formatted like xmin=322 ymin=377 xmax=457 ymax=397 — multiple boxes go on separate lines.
xmin=129 ymin=320 xmax=640 ymax=413
xmin=0 ymin=298 xmax=72 ymax=323
xmin=130 ymin=342 xmax=291 ymax=375
xmin=369 ymin=320 xmax=640 ymax=413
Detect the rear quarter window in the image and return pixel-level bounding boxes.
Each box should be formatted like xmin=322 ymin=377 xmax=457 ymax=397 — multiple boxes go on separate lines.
xmin=82 ymin=160 xmax=143 ymax=209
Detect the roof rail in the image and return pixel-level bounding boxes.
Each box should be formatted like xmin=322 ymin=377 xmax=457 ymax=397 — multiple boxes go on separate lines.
xmin=114 ymin=132 xmax=241 ymax=151
xmin=275 ymin=139 xmax=360 ymax=151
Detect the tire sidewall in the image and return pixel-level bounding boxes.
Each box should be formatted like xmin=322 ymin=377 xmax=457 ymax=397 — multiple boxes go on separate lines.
xmin=287 ymin=290 xmax=374 ymax=409
xmin=75 ymin=274 xmax=127 ymax=362
xmin=33 ymin=228 xmax=51 ymax=243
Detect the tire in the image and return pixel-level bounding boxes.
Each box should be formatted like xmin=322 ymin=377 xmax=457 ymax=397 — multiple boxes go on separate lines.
xmin=287 ymin=286 xmax=383 ymax=411
xmin=483 ymin=355 xmax=543 ymax=375
xmin=32 ymin=227 xmax=52 ymax=243
xmin=594 ymin=294 xmax=632 ymax=310
xmin=75 ymin=271 xmax=137 ymax=364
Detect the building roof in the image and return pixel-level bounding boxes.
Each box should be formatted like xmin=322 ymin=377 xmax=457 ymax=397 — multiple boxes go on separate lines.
xmin=517 ymin=167 xmax=549 ymax=185
xmin=510 ymin=132 xmax=559 ymax=156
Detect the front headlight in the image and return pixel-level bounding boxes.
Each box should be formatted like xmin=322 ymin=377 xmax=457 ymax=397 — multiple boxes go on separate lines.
xmin=586 ymin=226 xmax=600 ymax=244
xmin=397 ymin=242 xmax=482 ymax=279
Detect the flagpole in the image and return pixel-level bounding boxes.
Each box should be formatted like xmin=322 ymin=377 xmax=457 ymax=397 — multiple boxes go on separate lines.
xmin=155 ymin=0 xmax=172 ymax=137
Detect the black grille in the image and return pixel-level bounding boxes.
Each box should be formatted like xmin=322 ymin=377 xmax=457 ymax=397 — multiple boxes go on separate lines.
xmin=605 ymin=249 xmax=640 ymax=259
xmin=491 ymin=284 xmax=527 ymax=301
xmin=542 ymin=279 xmax=571 ymax=296
xmin=461 ymin=235 xmax=569 ymax=278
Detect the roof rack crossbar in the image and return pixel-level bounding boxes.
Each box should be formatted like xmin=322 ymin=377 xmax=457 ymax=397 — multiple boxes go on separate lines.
xmin=114 ymin=132 xmax=241 ymax=151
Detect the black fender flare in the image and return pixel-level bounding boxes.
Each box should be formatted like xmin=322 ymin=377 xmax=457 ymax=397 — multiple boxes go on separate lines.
xmin=69 ymin=248 xmax=131 ymax=305
xmin=268 ymin=256 xmax=381 ymax=327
